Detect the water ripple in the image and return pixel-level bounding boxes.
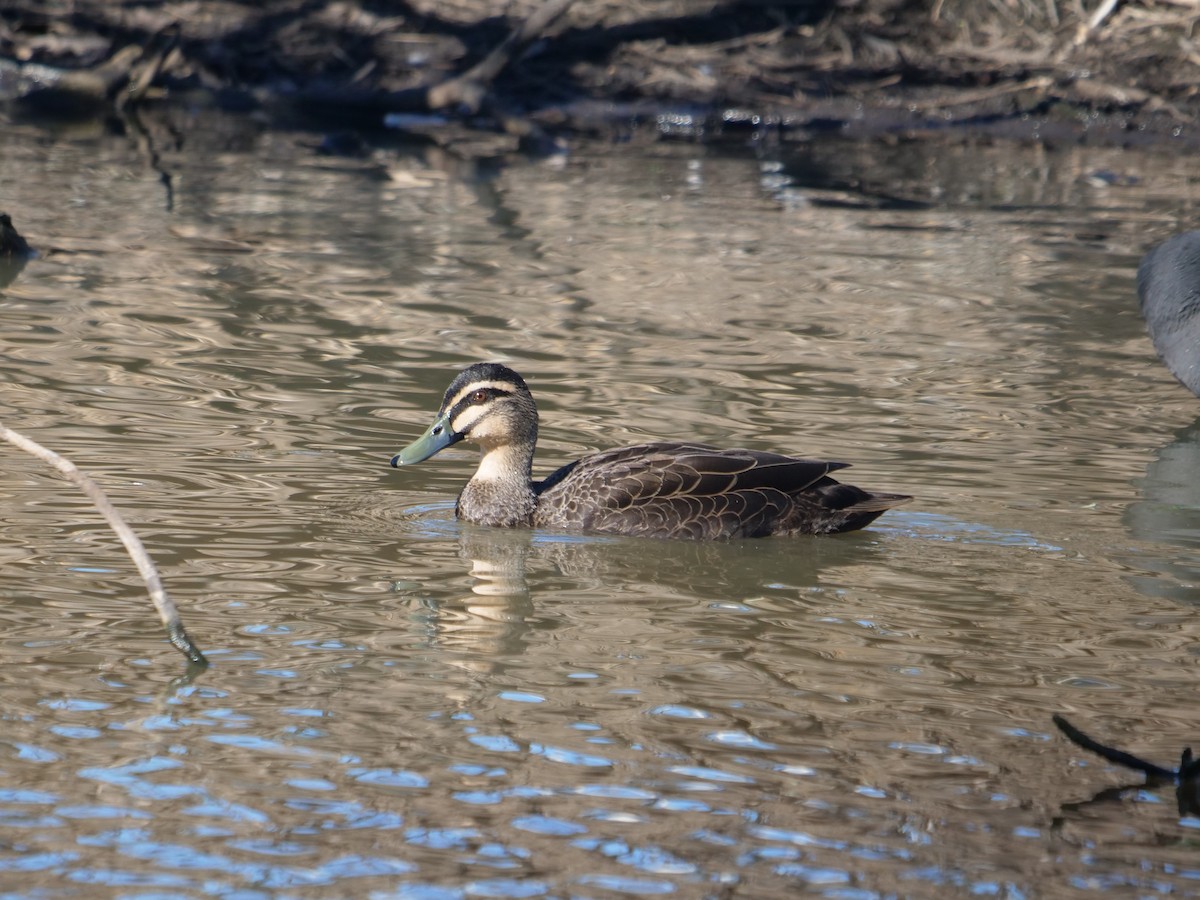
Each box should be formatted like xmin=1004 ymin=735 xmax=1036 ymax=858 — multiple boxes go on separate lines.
xmin=0 ymin=124 xmax=1197 ymax=898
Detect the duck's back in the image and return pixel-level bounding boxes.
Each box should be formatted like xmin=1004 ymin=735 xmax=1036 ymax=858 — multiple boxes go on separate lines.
xmin=531 ymin=441 xmax=909 ymax=539
xmin=1138 ymin=231 xmax=1200 ymax=398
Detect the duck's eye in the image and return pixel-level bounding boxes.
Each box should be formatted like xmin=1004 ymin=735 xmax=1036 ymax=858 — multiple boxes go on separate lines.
xmin=471 ymin=390 xmax=488 ymax=403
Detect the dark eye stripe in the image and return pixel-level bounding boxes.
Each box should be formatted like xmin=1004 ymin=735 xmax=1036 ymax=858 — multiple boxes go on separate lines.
xmin=449 ymin=386 xmax=511 ymax=421
xmin=444 ymin=380 xmax=513 ymax=411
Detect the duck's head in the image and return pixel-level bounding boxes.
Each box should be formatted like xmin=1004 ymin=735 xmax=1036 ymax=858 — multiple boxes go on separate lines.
xmin=391 ymin=362 xmax=539 ymax=467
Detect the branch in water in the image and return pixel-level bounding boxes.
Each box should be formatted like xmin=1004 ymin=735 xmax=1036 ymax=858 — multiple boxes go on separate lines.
xmin=0 ymin=423 xmax=208 ymax=667
xmin=1053 ymin=714 xmax=1176 ymax=779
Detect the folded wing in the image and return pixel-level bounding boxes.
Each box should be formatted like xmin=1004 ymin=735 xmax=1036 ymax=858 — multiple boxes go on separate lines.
xmin=535 ymin=441 xmax=905 ymax=538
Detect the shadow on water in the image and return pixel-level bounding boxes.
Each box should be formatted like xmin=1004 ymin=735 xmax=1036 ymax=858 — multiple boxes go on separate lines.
xmin=1123 ymin=416 xmax=1200 ymax=604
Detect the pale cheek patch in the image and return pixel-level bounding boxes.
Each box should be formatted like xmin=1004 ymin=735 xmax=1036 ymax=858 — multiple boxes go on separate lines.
xmin=450 ymin=405 xmax=486 ymax=435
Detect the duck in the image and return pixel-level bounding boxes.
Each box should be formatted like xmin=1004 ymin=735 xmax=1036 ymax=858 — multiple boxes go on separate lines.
xmin=0 ymin=213 xmax=34 ymax=259
xmin=1138 ymin=231 xmax=1200 ymax=398
xmin=390 ymin=362 xmax=911 ymax=540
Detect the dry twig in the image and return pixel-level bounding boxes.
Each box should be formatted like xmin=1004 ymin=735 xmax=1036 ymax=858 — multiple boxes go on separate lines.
xmin=0 ymin=424 xmax=208 ymax=668
xmin=427 ymin=0 xmax=576 ymax=113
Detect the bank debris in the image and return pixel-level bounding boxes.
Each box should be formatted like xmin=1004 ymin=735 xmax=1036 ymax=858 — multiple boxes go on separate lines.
xmin=2 ymin=1 xmax=1200 ymax=138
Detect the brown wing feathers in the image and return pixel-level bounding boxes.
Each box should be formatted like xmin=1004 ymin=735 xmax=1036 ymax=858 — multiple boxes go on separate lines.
xmin=532 ymin=441 xmax=903 ymax=538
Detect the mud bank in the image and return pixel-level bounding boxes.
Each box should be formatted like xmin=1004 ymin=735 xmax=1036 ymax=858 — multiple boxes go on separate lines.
xmin=2 ymin=1 xmax=1198 ymax=147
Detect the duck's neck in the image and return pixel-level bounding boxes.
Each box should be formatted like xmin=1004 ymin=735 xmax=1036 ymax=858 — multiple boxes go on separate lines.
xmin=457 ymin=443 xmax=537 ymax=527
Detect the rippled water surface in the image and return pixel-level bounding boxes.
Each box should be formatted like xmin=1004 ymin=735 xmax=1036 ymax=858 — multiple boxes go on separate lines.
xmin=3 ymin=113 xmax=1200 ymax=898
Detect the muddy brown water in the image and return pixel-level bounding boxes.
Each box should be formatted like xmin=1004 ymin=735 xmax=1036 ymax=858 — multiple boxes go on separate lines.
xmin=2 ymin=114 xmax=1200 ymax=897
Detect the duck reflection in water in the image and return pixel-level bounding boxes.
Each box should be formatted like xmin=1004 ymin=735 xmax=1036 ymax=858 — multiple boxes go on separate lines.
xmin=402 ymin=511 xmax=898 ymax=675
xmin=1120 ymin=411 xmax=1200 ymax=606
xmin=391 ymin=363 xmax=910 ymax=540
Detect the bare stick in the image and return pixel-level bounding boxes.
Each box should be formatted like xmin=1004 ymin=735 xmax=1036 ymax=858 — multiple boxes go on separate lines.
xmin=0 ymin=423 xmax=208 ymax=667
xmin=1087 ymin=0 xmax=1120 ymax=32
xmin=1074 ymin=0 xmax=1120 ymax=44
xmin=427 ymin=0 xmax=576 ymax=113
xmin=1052 ymin=714 xmax=1175 ymax=779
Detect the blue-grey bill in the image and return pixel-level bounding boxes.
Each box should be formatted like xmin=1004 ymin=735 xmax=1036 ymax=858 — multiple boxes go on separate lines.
xmin=390 ymin=413 xmax=459 ymax=467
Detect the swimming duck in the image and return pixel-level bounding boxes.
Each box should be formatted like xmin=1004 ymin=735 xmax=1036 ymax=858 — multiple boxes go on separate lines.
xmin=390 ymin=363 xmax=911 ymax=540
xmin=0 ymin=214 xmax=34 ymax=259
xmin=1138 ymin=231 xmax=1200 ymax=398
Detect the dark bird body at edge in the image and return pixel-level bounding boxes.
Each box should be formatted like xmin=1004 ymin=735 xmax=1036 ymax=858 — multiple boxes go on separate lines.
xmin=390 ymin=363 xmax=911 ymax=540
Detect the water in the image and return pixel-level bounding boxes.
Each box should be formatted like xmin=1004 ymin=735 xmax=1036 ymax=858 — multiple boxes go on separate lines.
xmin=2 ymin=112 xmax=1200 ymax=897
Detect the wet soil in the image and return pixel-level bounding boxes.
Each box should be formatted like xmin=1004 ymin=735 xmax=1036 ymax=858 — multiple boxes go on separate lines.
xmin=2 ymin=1 xmax=1200 ymax=146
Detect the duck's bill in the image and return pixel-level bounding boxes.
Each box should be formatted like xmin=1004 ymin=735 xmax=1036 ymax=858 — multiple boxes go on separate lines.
xmin=390 ymin=413 xmax=462 ymax=466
